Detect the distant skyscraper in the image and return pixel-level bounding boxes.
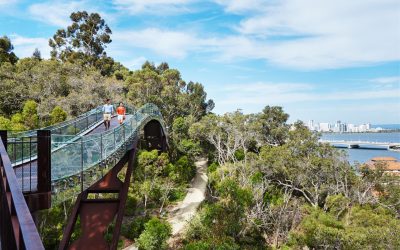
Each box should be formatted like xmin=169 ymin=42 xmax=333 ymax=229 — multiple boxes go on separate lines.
xmin=334 ymin=120 xmax=341 ymax=133
xmin=347 ymin=124 xmax=355 ymax=132
xmin=319 ymin=123 xmax=331 ymax=132
xmin=308 ymin=120 xmax=315 ymax=131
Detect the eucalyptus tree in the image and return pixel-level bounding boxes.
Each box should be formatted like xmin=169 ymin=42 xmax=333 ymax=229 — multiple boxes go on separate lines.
xmin=0 ymin=36 xmax=18 ymax=65
xmin=258 ymin=105 xmax=289 ymax=146
xmin=125 ymin=62 xmax=213 ymax=127
xmin=48 ymin=11 xmax=114 ymax=75
xmin=189 ymin=111 xmax=261 ymax=165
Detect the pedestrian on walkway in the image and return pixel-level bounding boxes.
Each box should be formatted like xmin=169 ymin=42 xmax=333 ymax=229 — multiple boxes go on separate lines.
xmin=116 ymin=102 xmax=126 ymax=124
xmin=102 ymin=99 xmax=114 ymax=130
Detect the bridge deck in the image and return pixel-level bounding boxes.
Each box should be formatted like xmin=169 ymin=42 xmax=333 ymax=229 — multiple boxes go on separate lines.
xmin=14 ymin=117 xmax=124 ymax=192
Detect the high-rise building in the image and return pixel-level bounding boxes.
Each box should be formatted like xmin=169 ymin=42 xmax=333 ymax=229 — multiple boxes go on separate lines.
xmin=340 ymin=123 xmax=347 ymax=133
xmin=333 ymin=120 xmax=341 ymax=133
xmin=347 ymin=124 xmax=355 ymax=132
xmin=308 ymin=120 xmax=315 ymax=131
xmin=319 ymin=123 xmax=331 ymax=132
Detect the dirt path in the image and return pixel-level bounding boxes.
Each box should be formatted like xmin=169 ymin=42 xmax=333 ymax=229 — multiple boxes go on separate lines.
xmin=123 ymin=158 xmax=208 ymax=250
xmin=167 ymin=158 xmax=208 ymax=235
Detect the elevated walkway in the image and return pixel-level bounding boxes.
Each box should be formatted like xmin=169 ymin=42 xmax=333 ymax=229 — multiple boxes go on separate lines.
xmin=0 ymin=103 xmax=168 ymax=250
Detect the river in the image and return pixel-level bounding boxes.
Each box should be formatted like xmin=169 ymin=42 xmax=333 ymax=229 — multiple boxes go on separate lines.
xmin=320 ymin=132 xmax=400 ymax=163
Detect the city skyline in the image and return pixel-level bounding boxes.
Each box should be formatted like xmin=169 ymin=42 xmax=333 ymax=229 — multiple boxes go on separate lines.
xmin=0 ymin=0 xmax=399 ymax=124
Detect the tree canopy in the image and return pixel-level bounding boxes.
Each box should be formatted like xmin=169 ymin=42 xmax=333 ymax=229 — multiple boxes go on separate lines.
xmin=0 ymin=36 xmax=18 ymax=65
xmin=48 ymin=11 xmax=115 ymax=75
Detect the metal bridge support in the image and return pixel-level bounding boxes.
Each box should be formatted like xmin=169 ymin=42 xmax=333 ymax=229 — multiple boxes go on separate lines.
xmin=24 ymin=130 xmax=52 ymax=212
xmin=143 ymin=120 xmax=167 ymax=151
xmin=59 ymin=119 xmax=168 ymax=250
xmin=59 ymin=147 xmax=137 ymax=250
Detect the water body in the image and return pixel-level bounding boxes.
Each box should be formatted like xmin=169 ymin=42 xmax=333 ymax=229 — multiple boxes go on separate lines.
xmin=320 ymin=132 xmax=400 ymax=163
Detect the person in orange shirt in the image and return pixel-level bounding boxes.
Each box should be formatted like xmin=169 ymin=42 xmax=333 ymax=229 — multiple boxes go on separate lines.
xmin=116 ymin=102 xmax=126 ymax=124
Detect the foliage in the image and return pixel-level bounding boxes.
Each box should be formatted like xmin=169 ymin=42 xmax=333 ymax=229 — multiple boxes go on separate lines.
xmin=0 ymin=58 xmax=125 ymax=118
xmin=0 ymin=36 xmax=18 ymax=65
xmin=190 ymin=111 xmax=261 ymax=165
xmin=125 ymin=62 xmax=213 ymax=127
xmin=258 ymin=105 xmax=289 ymax=146
xmin=21 ymin=100 xmax=39 ymax=129
xmin=137 ymin=217 xmax=172 ymax=250
xmin=289 ymin=204 xmax=400 ymax=249
xmin=135 ymin=149 xmax=196 ymax=213
xmin=121 ymin=216 xmax=151 ymax=240
xmin=50 ymin=106 xmax=68 ymax=125
xmin=0 ymin=116 xmax=12 ymax=130
xmin=167 ymin=155 xmax=196 ymax=184
xmin=183 ymin=108 xmax=400 ymax=249
xmin=49 ymin=11 xmax=113 ymax=74
xmin=32 ymin=48 xmax=41 ymax=60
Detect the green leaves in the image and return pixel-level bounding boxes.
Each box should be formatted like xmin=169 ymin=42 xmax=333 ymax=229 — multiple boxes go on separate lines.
xmin=0 ymin=36 xmax=18 ymax=65
xmin=290 ymin=204 xmax=400 ymax=249
xmin=137 ymin=217 xmax=172 ymax=250
xmin=125 ymin=62 xmax=214 ymax=128
xmin=48 ymin=11 xmax=113 ymax=75
xmin=50 ymin=106 xmax=67 ymax=125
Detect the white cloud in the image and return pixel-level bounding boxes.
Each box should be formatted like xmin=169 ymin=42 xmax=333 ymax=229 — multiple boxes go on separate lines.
xmin=23 ymin=0 xmax=400 ymax=70
xmin=370 ymin=76 xmax=400 ymax=85
xmin=111 ymin=28 xmax=215 ymax=58
xmin=213 ymin=0 xmax=400 ymax=69
xmin=120 ymin=56 xmax=147 ymax=70
xmin=209 ymin=80 xmax=400 ymax=122
xmin=112 ymin=0 xmax=194 ymax=14
xmin=9 ymin=34 xmax=51 ymax=59
xmin=0 ymin=0 xmax=18 ymax=5
xmin=28 ymin=1 xmax=115 ymax=27
xmin=213 ymin=0 xmax=268 ymax=13
xmin=214 ymin=81 xmax=400 ymax=107
xmin=109 ymin=0 xmax=400 ymax=70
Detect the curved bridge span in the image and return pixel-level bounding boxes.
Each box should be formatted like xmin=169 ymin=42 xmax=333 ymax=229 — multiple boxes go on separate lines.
xmin=0 ymin=103 xmax=168 ymax=250
xmin=320 ymin=139 xmax=400 ymax=150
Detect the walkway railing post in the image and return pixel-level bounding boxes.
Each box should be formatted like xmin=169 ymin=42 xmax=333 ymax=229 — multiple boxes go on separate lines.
xmin=36 ymin=130 xmax=51 ymax=210
xmin=80 ymin=138 xmax=84 ymax=192
xmin=0 ymin=130 xmax=6 ymax=150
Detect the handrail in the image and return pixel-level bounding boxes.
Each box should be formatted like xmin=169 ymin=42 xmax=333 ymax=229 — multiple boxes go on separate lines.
xmin=50 ymin=103 xmax=167 ymax=204
xmin=0 ymin=132 xmax=44 ymax=250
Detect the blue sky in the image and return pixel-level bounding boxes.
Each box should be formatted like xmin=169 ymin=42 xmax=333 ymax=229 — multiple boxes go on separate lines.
xmin=1 ymin=0 xmax=399 ymax=124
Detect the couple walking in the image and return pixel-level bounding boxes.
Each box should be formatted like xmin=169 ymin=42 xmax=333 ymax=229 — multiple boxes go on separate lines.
xmin=102 ymin=99 xmax=126 ymax=130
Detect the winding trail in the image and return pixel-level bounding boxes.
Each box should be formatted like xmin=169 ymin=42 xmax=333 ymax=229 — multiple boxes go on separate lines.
xmin=123 ymin=158 xmax=208 ymax=250
xmin=167 ymin=158 xmax=208 ymax=235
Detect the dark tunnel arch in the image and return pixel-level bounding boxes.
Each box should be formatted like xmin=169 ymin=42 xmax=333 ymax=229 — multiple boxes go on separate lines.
xmin=142 ymin=119 xmax=167 ymax=151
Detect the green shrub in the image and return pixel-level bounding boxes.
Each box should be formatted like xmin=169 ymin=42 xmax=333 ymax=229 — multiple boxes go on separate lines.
xmin=121 ymin=216 xmax=151 ymax=240
xmin=184 ymin=241 xmax=211 ymax=250
xmin=50 ymin=106 xmax=67 ymax=125
xmin=0 ymin=116 xmax=11 ymax=130
xmin=207 ymin=162 xmax=219 ymax=173
xmin=234 ymin=149 xmax=245 ymax=161
xmin=137 ymin=217 xmax=172 ymax=250
xmin=125 ymin=194 xmax=138 ymax=216
xmin=168 ymin=156 xmax=196 ymax=184
xmin=169 ymin=185 xmax=186 ymax=202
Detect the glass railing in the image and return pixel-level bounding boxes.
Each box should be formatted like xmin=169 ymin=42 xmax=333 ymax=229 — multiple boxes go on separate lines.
xmin=7 ymin=104 xmax=136 ymax=166
xmin=51 ymin=103 xmax=166 ymax=204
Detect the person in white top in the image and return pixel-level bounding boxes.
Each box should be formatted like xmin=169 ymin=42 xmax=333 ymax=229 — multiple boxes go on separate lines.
xmin=102 ymin=99 xmax=114 ymax=130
